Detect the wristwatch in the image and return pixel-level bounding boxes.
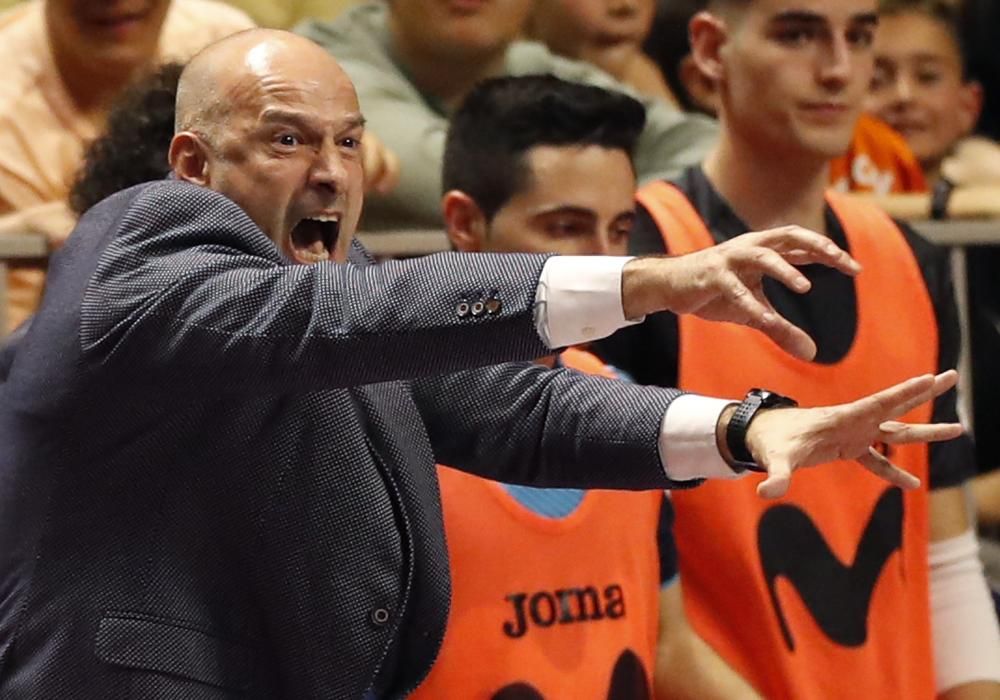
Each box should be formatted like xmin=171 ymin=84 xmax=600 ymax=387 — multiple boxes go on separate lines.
xmin=725 ymin=388 xmax=798 ymax=473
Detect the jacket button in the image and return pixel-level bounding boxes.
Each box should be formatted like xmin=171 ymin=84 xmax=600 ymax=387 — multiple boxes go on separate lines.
xmin=485 ymin=298 xmax=501 ymax=315
xmin=471 ymin=300 xmax=485 ymax=317
xmin=456 ymin=301 xmax=470 ymax=318
xmin=370 ymin=608 xmax=391 ymax=627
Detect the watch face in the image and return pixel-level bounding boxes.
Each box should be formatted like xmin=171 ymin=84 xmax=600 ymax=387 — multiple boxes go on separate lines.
xmin=751 ymin=389 xmax=798 ymax=408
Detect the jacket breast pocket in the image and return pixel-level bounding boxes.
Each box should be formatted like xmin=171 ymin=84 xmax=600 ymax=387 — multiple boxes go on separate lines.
xmin=95 ymin=611 xmax=254 ymax=694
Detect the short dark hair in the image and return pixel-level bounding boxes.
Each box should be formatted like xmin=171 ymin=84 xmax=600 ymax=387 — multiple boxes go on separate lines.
xmin=70 ymin=62 xmax=183 ymax=215
xmin=442 ymin=75 xmax=647 ymax=222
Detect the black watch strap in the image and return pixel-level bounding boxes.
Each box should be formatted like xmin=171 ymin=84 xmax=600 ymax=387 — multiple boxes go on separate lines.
xmin=930 ymin=177 xmax=955 ymax=220
xmin=726 ymin=389 xmax=798 ymax=473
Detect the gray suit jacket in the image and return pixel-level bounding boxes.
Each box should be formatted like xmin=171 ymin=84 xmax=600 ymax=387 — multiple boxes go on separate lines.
xmin=0 ymin=180 xmax=686 ymax=699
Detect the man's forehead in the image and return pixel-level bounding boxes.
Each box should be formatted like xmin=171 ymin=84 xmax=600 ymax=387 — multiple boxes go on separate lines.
xmin=752 ymin=0 xmax=878 ymax=22
xmin=232 ymin=40 xmax=360 ymax=108
xmin=877 ymin=14 xmax=962 ymax=56
xmin=517 ymin=145 xmax=636 ymax=210
xmin=237 ymin=71 xmax=361 ymax=124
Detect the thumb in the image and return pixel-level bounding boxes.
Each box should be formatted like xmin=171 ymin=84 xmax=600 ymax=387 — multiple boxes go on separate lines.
xmin=757 ymin=458 xmax=792 ymax=499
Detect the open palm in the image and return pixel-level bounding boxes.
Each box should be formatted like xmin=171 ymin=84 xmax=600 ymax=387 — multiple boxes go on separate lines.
xmin=746 ymin=371 xmax=963 ymax=499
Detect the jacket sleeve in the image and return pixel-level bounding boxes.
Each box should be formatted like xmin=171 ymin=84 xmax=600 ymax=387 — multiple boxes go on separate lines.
xmin=411 ymin=361 xmax=700 ymax=490
xmin=79 ymin=181 xmax=551 ymax=396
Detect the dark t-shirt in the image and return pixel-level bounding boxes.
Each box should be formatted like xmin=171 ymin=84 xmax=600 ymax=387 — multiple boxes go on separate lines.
xmin=595 ymin=166 xmax=976 ymax=489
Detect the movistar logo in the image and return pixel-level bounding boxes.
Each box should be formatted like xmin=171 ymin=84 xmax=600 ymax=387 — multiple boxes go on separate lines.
xmin=757 ymin=487 xmax=904 ymax=650
xmin=492 ymin=649 xmax=649 ymax=700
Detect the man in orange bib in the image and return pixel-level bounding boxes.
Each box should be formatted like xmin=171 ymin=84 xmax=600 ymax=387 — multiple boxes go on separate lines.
xmin=410 ymin=76 xmax=760 ymax=700
xmin=596 ymin=1 xmax=1000 ymax=698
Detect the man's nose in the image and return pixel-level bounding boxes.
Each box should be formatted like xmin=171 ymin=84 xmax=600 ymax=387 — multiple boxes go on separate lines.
xmin=818 ymin=34 xmax=852 ymax=88
xmin=892 ymin=73 xmax=915 ymax=104
xmin=608 ymin=0 xmax=639 ymax=19
xmin=589 ymin=233 xmax=623 ymax=256
xmin=310 ymin=140 xmax=350 ymax=192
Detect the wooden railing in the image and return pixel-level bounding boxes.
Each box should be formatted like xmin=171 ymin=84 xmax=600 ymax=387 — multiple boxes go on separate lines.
xmin=2 ymin=217 xmax=998 ymax=436
xmin=3 ymin=221 xmax=999 ymax=329
xmin=0 ymin=234 xmax=49 ymax=335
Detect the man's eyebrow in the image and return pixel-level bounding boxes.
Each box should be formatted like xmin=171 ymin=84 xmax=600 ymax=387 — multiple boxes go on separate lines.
xmin=769 ymin=10 xmax=826 ymax=25
xmin=850 ymin=12 xmax=879 ymax=26
xmin=259 ymin=108 xmax=316 ymax=125
xmin=258 ymin=109 xmax=366 ymax=131
xmin=529 ymin=204 xmax=599 ymax=219
xmin=769 ymin=10 xmax=878 ymax=26
xmin=910 ymin=51 xmax=951 ymax=64
xmin=343 ymin=113 xmax=366 ymax=130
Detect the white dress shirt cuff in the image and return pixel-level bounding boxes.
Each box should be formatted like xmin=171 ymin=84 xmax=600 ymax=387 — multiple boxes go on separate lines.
xmin=659 ymin=395 xmax=745 ymax=481
xmin=534 ymin=256 xmax=640 ymax=348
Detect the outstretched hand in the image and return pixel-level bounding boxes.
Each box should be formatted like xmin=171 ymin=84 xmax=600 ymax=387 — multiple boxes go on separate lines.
xmin=622 ymin=226 xmax=861 ymax=360
xmin=744 ymin=371 xmax=963 ymax=499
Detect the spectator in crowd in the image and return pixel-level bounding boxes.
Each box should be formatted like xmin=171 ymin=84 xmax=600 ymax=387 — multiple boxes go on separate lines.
xmin=411 ymin=75 xmax=759 ymax=699
xmin=0 ymin=0 xmax=356 ymax=29
xmin=0 ymin=0 xmax=254 ymax=333
xmin=294 ymin=0 xmax=718 ymax=231
xmin=526 ymin=0 xmax=676 ymax=103
xmin=595 ymin=1 xmax=1000 ymax=698
xmin=868 ymin=0 xmax=995 ymax=188
xmin=868 ymin=3 xmax=1000 ymax=536
xmin=0 ymin=28 xmax=961 ymax=699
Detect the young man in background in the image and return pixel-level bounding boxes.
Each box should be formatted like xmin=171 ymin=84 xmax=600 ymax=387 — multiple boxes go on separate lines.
xmin=597 ymin=1 xmax=1000 ymax=697
xmin=413 ymin=74 xmax=759 ymax=700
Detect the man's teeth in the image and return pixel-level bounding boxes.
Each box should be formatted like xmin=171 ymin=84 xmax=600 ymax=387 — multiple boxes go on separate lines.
xmin=299 ymin=248 xmax=330 ymax=262
xmin=307 ymin=215 xmax=340 ymax=223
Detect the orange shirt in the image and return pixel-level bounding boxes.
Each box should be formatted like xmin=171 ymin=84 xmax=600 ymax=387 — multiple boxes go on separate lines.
xmin=412 ymin=348 xmax=662 ymax=699
xmin=829 ymin=113 xmax=928 ymax=194
xmin=0 ymin=0 xmax=254 ymax=332
xmin=637 ymin=180 xmax=938 ymax=700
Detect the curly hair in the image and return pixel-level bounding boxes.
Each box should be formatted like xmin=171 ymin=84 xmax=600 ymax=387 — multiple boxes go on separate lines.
xmin=69 ymin=62 xmax=183 ymax=215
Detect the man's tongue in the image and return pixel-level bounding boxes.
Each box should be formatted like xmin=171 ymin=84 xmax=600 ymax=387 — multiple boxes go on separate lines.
xmin=291 ymin=219 xmax=330 ymax=263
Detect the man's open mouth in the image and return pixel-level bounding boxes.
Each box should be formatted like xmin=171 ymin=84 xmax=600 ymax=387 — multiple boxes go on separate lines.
xmin=290 ymin=214 xmax=340 ymax=264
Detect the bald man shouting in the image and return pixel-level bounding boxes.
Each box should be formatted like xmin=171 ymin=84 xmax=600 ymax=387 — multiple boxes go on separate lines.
xmin=0 ymin=29 xmax=965 ymax=699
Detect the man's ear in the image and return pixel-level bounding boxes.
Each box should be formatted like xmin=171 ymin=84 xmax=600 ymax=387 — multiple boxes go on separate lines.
xmin=689 ymin=11 xmax=727 ymax=84
xmin=168 ymin=132 xmax=211 ymax=186
xmin=957 ymin=80 xmax=985 ymax=137
xmin=442 ymin=190 xmax=488 ymax=252
xmin=680 ymin=54 xmax=721 ymax=116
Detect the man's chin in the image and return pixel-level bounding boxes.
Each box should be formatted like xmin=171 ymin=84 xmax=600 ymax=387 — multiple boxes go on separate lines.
xmin=794 ymin=128 xmax=855 ymax=162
